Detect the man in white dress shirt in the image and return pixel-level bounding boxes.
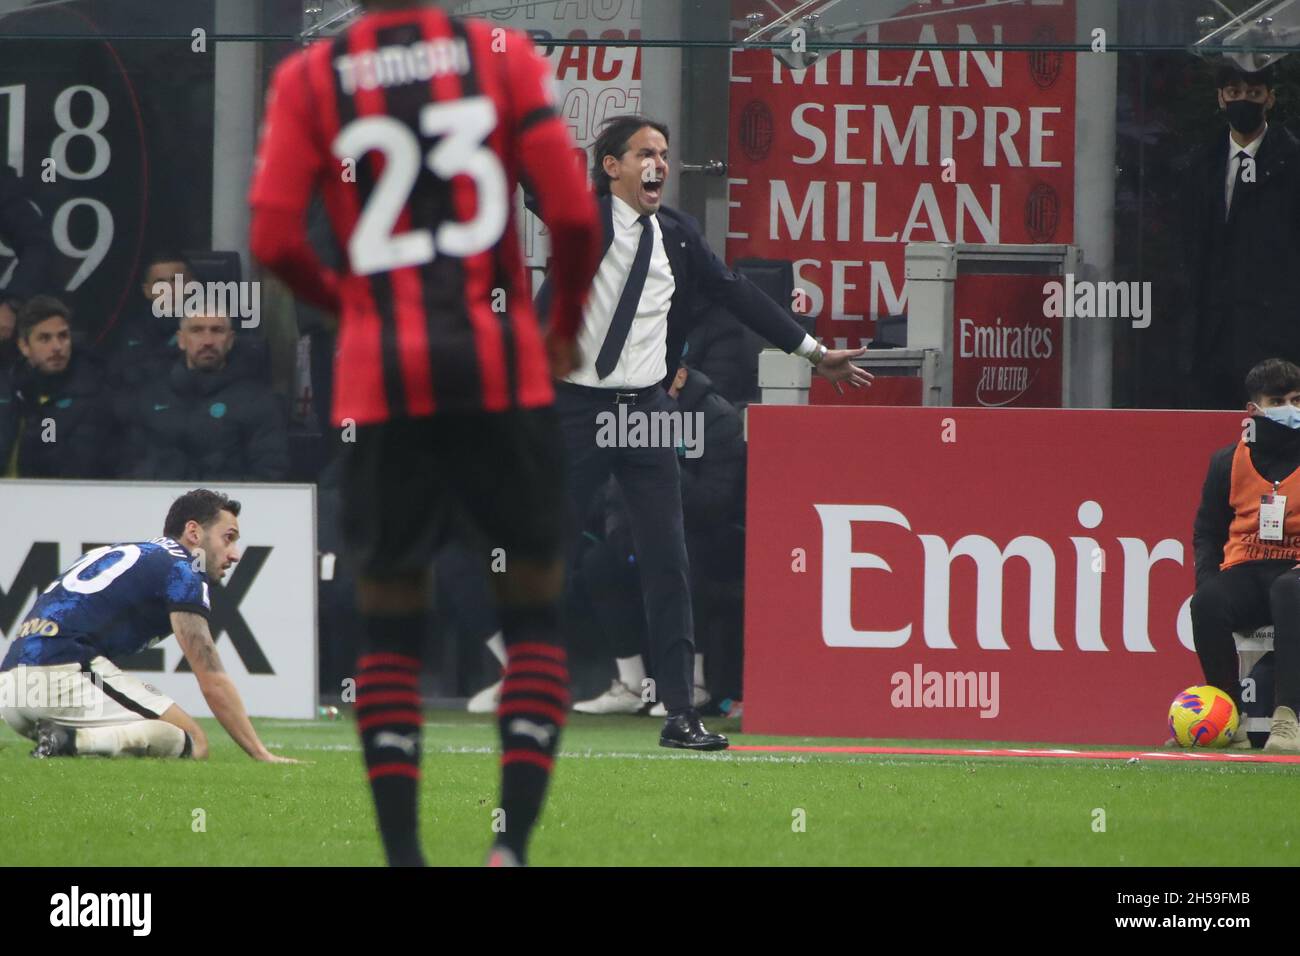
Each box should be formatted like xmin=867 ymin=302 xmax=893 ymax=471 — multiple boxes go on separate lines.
xmin=542 ymin=115 xmax=871 ymax=750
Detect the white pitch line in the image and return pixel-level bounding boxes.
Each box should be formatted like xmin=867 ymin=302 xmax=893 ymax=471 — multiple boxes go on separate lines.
xmin=257 ymin=720 xmax=493 ymax=728
xmin=264 ymin=740 xmax=812 ymax=763
xmin=257 ymin=741 xmax=1287 ymax=771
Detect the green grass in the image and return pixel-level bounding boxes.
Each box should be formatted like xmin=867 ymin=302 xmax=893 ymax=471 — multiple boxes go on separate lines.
xmin=2 ymin=711 xmax=1298 ymax=866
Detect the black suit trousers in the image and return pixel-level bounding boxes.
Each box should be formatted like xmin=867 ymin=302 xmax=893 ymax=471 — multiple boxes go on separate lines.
xmin=1190 ymin=560 xmax=1300 ymax=713
xmin=555 ymin=383 xmax=695 ymax=711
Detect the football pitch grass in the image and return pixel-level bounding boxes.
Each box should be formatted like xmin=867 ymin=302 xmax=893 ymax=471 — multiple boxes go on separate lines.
xmin=3 ymin=711 xmax=1298 ymax=867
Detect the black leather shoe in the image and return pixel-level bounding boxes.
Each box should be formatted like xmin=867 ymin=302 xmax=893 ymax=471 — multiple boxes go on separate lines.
xmin=659 ymin=710 xmax=729 ymax=751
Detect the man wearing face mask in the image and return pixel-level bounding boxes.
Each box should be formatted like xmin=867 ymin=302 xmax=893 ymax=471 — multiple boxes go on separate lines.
xmin=1183 ymin=63 xmax=1300 ymax=410
xmin=1190 ymin=359 xmax=1300 ymax=751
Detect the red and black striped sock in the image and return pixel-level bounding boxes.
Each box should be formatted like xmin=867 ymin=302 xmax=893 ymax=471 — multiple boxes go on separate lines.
xmin=495 ymin=603 xmax=568 ymax=863
xmin=356 ymin=614 xmax=425 ymax=867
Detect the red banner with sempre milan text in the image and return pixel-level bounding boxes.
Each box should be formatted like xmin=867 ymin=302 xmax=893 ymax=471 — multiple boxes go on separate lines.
xmin=743 ymin=406 xmax=1242 ymax=745
xmin=726 ymin=0 xmax=1076 ymax=347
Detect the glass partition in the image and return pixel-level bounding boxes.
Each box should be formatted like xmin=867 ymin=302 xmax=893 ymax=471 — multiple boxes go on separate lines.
xmin=1 ymin=0 xmax=1298 ymax=435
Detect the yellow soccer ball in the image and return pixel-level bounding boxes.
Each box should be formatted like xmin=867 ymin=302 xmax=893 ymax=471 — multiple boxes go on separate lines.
xmin=1168 ymin=685 xmax=1239 ymax=748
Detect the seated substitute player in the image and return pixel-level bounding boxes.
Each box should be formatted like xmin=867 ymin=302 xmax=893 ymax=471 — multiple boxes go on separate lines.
xmin=249 ymin=0 xmax=601 ymax=865
xmin=0 ymin=489 xmax=296 ymax=763
xmin=1191 ymin=358 xmax=1300 ymax=751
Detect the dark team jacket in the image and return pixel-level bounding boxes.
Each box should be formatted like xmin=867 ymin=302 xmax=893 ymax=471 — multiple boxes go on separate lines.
xmin=0 ymin=352 xmax=116 ymax=479
xmin=674 ymin=368 xmax=746 ymax=532
xmin=119 ymin=353 xmax=289 ymax=481
xmin=99 ymin=308 xmax=183 ymax=411
xmin=536 ymin=194 xmax=807 ymax=387
xmin=100 ymin=305 xmax=272 ymax=400
xmin=683 ymin=304 xmax=756 ymax=405
xmin=1193 ymin=415 xmax=1300 ymax=587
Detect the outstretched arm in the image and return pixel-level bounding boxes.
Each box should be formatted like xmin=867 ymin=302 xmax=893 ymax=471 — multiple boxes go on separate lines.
xmin=170 ymin=611 xmax=297 ymax=763
xmin=690 ymin=227 xmax=872 ymax=391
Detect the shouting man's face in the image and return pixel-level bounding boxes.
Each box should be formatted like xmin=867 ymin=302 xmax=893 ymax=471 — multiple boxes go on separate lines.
xmin=605 ymin=125 xmax=669 ymax=215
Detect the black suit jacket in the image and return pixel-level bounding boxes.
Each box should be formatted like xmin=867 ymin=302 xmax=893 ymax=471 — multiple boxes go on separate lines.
xmin=0 ymin=163 xmax=53 ymax=304
xmin=1178 ymin=125 xmax=1300 ymax=375
xmin=536 ymin=193 xmax=807 ymax=384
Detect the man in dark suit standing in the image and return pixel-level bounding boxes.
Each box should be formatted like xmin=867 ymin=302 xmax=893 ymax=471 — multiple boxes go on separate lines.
xmin=547 ymin=115 xmax=870 ymax=750
xmin=1183 ymin=63 xmax=1300 ymax=409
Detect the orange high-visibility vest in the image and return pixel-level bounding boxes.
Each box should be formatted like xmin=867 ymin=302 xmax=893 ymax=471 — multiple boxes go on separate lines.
xmin=1221 ymin=440 xmax=1300 ymax=569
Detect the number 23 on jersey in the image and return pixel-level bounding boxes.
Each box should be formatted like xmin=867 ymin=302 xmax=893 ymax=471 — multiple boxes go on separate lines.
xmin=332 ymin=96 xmax=507 ymax=276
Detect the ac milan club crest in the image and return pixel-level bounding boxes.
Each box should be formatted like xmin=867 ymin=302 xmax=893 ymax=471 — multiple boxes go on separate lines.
xmin=738 ymin=100 xmax=774 ymax=162
xmin=1028 ymin=27 xmax=1062 ymax=89
xmin=1025 ymin=183 xmax=1060 ymax=242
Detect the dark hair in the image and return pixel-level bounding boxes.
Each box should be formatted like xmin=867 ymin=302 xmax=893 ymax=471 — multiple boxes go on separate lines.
xmin=1245 ymin=358 xmax=1300 ymax=403
xmin=1216 ymin=62 xmax=1276 ymax=91
xmin=590 ymin=115 xmax=670 ymax=196
xmin=17 ymin=295 xmax=71 ymax=340
xmin=164 ymin=489 xmax=241 ymax=538
xmin=144 ymin=250 xmax=193 ymax=277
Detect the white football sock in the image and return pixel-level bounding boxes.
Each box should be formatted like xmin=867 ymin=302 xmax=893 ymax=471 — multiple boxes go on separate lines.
xmin=693 ymin=653 xmax=706 ymax=688
xmin=485 ymin=631 xmax=506 ymax=666
xmin=615 ymin=654 xmax=646 ymax=691
xmin=76 ymin=721 xmax=188 ymax=757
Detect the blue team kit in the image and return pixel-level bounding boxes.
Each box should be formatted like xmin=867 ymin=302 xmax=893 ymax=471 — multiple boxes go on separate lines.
xmin=1 ymin=538 xmax=211 ymax=671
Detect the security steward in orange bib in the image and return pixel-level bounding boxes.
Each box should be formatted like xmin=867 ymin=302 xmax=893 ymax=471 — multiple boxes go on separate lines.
xmin=1192 ymin=358 xmax=1300 ymax=751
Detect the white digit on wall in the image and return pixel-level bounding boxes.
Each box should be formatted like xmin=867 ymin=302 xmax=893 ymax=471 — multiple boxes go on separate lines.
xmin=0 ymin=84 xmax=27 ymax=176
xmin=51 ymin=85 xmax=111 ymax=181
xmin=52 ymin=197 xmax=114 ymax=290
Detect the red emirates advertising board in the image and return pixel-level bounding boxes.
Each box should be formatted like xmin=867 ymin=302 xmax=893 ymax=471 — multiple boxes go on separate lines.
xmin=726 ymin=0 xmax=1076 ymax=347
xmin=743 ymin=406 xmax=1243 ymax=745
xmin=952 ymin=273 xmax=1064 ymax=407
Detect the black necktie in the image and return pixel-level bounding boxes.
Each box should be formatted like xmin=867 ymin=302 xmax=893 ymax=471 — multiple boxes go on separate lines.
xmin=595 ymin=214 xmax=652 ymax=380
xmin=1227 ymin=150 xmax=1250 ymax=219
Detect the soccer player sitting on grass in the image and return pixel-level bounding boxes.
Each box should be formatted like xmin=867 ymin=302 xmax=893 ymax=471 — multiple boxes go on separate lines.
xmin=1191 ymin=358 xmax=1300 ymax=751
xmin=0 ymin=489 xmax=296 ymax=763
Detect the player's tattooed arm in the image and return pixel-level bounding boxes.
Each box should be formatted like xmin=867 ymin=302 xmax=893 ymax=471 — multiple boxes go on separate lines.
xmin=170 ymin=611 xmax=224 ymax=674
xmin=168 ymin=610 xmax=298 ymax=764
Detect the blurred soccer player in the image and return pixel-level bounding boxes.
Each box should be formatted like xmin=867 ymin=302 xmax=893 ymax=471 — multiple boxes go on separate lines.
xmin=249 ymin=0 xmax=600 ymax=865
xmin=0 ymin=489 xmax=295 ymax=763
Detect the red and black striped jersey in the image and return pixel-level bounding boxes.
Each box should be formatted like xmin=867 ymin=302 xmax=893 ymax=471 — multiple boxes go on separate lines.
xmin=249 ymin=5 xmax=600 ymax=425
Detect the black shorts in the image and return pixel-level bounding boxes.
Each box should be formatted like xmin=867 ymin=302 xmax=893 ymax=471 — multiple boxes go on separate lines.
xmin=342 ymin=409 xmax=566 ymax=578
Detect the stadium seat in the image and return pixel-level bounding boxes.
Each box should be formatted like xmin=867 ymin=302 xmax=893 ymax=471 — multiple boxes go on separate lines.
xmin=185 ymin=249 xmax=242 ymax=285
xmin=1234 ymin=626 xmax=1275 ymax=736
